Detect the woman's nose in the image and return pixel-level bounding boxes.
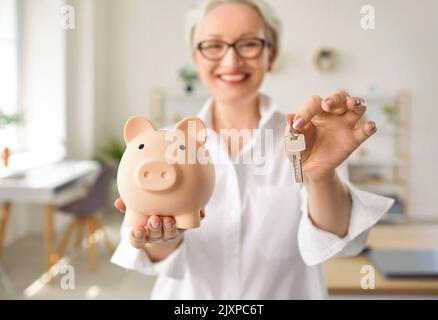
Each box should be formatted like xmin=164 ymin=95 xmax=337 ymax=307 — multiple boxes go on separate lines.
xmin=220 ymin=47 xmax=242 ymax=68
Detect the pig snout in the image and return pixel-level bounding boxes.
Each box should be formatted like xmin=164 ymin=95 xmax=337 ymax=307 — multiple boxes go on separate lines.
xmin=135 ymin=161 xmax=177 ymax=191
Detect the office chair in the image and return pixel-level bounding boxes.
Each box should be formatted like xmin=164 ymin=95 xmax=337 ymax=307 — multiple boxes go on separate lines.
xmin=56 ymin=166 xmax=116 ymax=271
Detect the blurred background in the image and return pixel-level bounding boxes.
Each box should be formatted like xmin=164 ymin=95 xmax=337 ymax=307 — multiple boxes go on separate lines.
xmin=0 ymin=0 xmax=437 ymax=300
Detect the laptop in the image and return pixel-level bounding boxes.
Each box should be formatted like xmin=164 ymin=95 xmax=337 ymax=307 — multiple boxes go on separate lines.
xmin=367 ymin=249 xmax=438 ymax=278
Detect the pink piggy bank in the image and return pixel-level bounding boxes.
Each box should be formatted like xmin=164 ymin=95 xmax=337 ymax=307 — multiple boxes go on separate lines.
xmin=117 ymin=116 xmax=215 ymax=229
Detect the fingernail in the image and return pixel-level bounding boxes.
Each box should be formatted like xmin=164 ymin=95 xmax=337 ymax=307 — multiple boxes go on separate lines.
xmin=292 ymin=117 xmax=305 ymax=130
xmin=355 ymin=98 xmax=361 ymax=106
xmin=164 ymin=223 xmax=173 ymax=230
xmin=151 ymin=221 xmax=160 ymax=229
xmin=369 ymin=121 xmax=377 ymax=130
xmin=323 ymin=98 xmax=335 ymax=110
xmin=134 ymin=230 xmax=143 ymax=238
xmin=357 ymin=104 xmax=366 ymax=111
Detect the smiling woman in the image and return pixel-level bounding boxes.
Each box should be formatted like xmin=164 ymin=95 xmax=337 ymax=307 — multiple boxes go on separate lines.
xmin=188 ymin=0 xmax=280 ymax=111
xmin=111 ymin=0 xmax=394 ymax=300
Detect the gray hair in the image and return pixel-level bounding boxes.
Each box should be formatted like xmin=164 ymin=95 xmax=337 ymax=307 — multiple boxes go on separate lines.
xmin=186 ymin=0 xmax=282 ymax=52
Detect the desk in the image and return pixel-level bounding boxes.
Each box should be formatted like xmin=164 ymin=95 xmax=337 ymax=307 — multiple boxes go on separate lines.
xmin=324 ymin=224 xmax=438 ymax=295
xmin=0 ymin=160 xmax=101 ymax=271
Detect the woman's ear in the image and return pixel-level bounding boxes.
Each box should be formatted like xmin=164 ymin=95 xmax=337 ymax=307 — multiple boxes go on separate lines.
xmin=192 ymin=47 xmax=197 ymax=62
xmin=267 ymin=48 xmax=278 ymax=72
xmin=193 ymin=48 xmax=202 ymax=72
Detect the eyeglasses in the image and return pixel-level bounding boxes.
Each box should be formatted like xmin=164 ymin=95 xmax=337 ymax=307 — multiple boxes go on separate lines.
xmin=197 ymin=38 xmax=270 ymax=61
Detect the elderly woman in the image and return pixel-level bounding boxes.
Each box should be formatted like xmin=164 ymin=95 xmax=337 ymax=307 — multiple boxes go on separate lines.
xmin=111 ymin=0 xmax=393 ymax=299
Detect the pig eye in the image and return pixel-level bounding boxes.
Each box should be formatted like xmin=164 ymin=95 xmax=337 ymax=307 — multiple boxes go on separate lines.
xmin=138 ymin=144 xmax=144 ymax=150
xmin=179 ymin=144 xmax=186 ymax=151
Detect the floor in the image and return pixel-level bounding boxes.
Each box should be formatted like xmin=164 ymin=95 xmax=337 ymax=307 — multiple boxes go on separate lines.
xmin=0 ymin=212 xmax=156 ymax=300
xmin=3 ymin=213 xmax=437 ymax=300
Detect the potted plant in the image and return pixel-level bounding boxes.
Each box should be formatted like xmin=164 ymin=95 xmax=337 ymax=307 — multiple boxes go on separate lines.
xmin=178 ymin=65 xmax=199 ymax=95
xmin=382 ymin=104 xmax=398 ymax=123
xmin=0 ymin=111 xmax=22 ymax=167
xmin=92 ymin=138 xmax=125 ymax=169
xmin=92 ymin=138 xmax=126 ymax=210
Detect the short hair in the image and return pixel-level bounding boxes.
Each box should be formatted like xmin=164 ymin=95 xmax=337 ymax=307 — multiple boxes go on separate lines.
xmin=186 ymin=0 xmax=282 ymax=52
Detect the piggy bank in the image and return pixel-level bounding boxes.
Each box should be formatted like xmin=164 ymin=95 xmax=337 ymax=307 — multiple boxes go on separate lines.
xmin=117 ymin=116 xmax=215 ymax=229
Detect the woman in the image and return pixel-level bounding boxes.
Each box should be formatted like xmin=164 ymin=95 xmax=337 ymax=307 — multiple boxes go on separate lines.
xmin=111 ymin=0 xmax=393 ymax=299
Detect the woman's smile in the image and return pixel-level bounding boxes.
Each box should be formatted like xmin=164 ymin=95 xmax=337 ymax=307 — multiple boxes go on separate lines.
xmin=216 ymin=71 xmax=251 ymax=85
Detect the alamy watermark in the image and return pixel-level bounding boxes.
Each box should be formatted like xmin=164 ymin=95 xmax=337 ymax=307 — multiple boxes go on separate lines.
xmin=360 ymin=5 xmax=375 ymax=30
xmin=60 ymin=5 xmax=75 ymax=30
xmin=360 ymin=264 xmax=376 ymax=290
xmin=163 ymin=120 xmax=274 ymax=176
xmin=60 ymin=264 xmax=75 ymax=290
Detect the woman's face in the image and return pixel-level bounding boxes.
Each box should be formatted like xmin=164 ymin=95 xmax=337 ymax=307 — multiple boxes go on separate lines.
xmin=193 ymin=3 xmax=276 ymax=106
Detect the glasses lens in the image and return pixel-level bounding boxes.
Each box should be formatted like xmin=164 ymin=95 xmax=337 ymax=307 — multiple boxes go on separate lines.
xmin=236 ymin=39 xmax=264 ymax=58
xmin=199 ymin=41 xmax=227 ymax=60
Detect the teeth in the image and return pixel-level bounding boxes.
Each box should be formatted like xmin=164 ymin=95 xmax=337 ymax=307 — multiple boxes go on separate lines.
xmin=220 ymin=74 xmax=246 ymax=82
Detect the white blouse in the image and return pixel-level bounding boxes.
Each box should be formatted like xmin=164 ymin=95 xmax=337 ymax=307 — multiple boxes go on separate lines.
xmin=111 ymin=94 xmax=394 ymax=299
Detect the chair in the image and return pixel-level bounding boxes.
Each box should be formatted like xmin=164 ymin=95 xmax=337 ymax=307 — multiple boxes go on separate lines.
xmin=56 ymin=166 xmax=116 ymax=271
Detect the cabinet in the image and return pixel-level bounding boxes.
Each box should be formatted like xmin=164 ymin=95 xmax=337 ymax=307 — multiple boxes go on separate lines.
xmin=348 ymin=90 xmax=411 ymax=222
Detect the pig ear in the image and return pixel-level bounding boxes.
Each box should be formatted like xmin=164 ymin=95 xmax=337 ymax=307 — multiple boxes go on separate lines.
xmin=175 ymin=117 xmax=207 ymax=145
xmin=124 ymin=116 xmax=157 ymax=144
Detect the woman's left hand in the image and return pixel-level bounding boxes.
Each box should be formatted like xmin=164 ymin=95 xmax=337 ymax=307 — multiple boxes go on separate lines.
xmin=286 ymin=91 xmax=376 ymax=182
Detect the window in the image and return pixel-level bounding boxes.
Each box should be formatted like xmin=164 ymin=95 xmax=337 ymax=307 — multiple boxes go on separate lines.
xmin=1 ymin=1 xmax=66 ymax=170
xmin=0 ymin=0 xmax=19 ymax=150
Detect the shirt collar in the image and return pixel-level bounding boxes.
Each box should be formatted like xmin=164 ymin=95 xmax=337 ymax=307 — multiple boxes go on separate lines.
xmin=197 ymin=93 xmax=277 ymax=130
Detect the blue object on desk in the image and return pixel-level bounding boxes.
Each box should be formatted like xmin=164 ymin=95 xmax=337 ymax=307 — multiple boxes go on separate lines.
xmin=367 ymin=249 xmax=438 ymax=278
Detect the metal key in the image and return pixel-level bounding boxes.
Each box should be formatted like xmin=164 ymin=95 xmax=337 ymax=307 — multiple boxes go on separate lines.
xmin=284 ymin=131 xmax=306 ymax=183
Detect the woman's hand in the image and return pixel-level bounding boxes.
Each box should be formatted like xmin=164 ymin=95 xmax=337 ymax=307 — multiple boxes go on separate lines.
xmin=114 ymin=197 xmax=205 ymax=249
xmin=286 ymin=91 xmax=376 ymax=182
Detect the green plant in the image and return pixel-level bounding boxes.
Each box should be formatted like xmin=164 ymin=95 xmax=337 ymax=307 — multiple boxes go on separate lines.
xmin=0 ymin=111 xmax=22 ymax=128
xmin=178 ymin=65 xmax=199 ymax=93
xmin=93 ymin=138 xmax=125 ymax=167
xmin=382 ymin=104 xmax=398 ymax=122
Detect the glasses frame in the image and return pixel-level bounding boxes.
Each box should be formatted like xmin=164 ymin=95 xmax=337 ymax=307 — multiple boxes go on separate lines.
xmin=196 ymin=37 xmax=270 ymax=61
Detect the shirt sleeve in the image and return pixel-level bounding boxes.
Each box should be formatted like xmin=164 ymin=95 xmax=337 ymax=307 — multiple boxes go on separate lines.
xmin=110 ymin=223 xmax=186 ymax=279
xmin=297 ymin=162 xmax=395 ymax=266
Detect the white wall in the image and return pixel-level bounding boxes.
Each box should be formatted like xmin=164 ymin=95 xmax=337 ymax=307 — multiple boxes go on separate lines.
xmin=93 ymin=0 xmax=438 ymax=220
xmin=98 ymin=0 xmax=194 ymax=139
xmin=65 ymin=0 xmax=96 ymax=160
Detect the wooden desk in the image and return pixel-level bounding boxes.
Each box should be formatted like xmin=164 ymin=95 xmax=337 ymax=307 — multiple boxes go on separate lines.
xmin=324 ymin=224 xmax=438 ymax=295
xmin=0 ymin=160 xmax=100 ymax=271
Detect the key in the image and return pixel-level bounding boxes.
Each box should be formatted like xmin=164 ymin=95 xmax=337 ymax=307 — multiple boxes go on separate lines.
xmin=284 ymin=131 xmax=306 ymax=183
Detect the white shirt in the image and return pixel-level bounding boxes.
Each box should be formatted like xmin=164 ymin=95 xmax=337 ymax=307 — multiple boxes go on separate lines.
xmin=111 ymin=94 xmax=394 ymax=300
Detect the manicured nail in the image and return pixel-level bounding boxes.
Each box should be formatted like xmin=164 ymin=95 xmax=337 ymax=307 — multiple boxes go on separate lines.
xmin=355 ymin=98 xmax=361 ymax=106
xmin=356 ymin=103 xmax=366 ymax=111
xmin=164 ymin=223 xmax=173 ymax=230
xmin=151 ymin=221 xmax=160 ymax=229
xmin=134 ymin=230 xmax=143 ymax=238
xmin=323 ymin=98 xmax=335 ymax=110
xmin=292 ymin=117 xmax=305 ymax=130
xmin=369 ymin=121 xmax=377 ymax=130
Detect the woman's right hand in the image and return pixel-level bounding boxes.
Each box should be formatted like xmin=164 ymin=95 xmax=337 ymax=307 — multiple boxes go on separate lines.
xmin=114 ymin=197 xmax=205 ymax=250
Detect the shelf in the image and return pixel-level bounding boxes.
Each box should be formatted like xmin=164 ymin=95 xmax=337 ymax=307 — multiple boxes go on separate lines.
xmin=353 ymin=182 xmax=405 ymax=195
xmin=348 ymin=158 xmax=405 ymax=167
